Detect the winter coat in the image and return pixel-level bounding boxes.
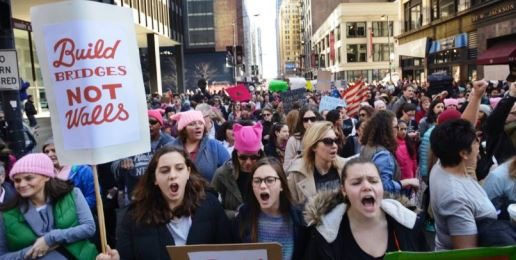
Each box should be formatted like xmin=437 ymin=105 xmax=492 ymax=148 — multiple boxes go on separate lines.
xmin=211 ymin=160 xmax=243 ymax=218
xmin=395 ymin=138 xmax=417 ymax=181
xmin=286 ymin=156 xmax=348 ymax=206
xmin=418 ymin=126 xmax=435 ymax=178
xmin=361 ymin=145 xmax=402 ymax=194
xmin=168 ymin=136 xmax=230 ymax=182
xmin=234 ymin=204 xmax=308 ymax=260
xmin=69 ymin=165 xmax=96 ymax=209
xmin=283 ymin=135 xmax=302 ymax=171
xmin=117 ymin=193 xmax=234 ymax=260
xmin=303 ymin=191 xmax=427 ymax=260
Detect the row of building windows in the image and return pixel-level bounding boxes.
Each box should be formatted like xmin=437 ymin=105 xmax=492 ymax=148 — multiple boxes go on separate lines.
xmin=316 ymin=43 xmax=394 ymax=67
xmin=404 ymin=0 xmax=495 ymax=32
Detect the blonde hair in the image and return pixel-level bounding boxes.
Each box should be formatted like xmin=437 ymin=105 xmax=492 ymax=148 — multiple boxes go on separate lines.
xmin=302 ymin=121 xmax=334 ymax=172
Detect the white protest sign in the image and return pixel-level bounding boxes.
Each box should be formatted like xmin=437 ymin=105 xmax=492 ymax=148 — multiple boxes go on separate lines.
xmin=317 ymin=70 xmax=332 ymax=91
xmin=319 ymin=95 xmax=347 ymax=112
xmin=31 ymin=1 xmax=150 ymax=165
xmin=188 ymin=249 xmax=268 ymax=260
xmin=0 ymin=50 xmax=20 ymax=90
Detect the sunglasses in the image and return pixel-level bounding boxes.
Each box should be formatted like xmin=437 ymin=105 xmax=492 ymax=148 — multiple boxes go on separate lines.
xmin=303 ymin=116 xmax=317 ymax=123
xmin=238 ymin=154 xmax=261 ymax=161
xmin=359 ymin=113 xmax=367 ymax=117
xmin=149 ymin=120 xmax=159 ymax=125
xmin=263 ymin=113 xmax=272 ymax=116
xmin=319 ymin=137 xmax=339 ymax=146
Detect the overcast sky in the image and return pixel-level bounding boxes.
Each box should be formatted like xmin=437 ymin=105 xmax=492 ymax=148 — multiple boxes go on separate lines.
xmin=246 ymin=0 xmax=278 ymax=79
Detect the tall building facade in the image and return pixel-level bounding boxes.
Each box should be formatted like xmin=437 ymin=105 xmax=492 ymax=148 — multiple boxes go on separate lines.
xmin=313 ymin=2 xmax=398 ymax=83
xmin=396 ymin=0 xmax=516 ymax=83
xmin=278 ymin=0 xmax=302 ymax=77
xmin=183 ymin=0 xmax=244 ymax=90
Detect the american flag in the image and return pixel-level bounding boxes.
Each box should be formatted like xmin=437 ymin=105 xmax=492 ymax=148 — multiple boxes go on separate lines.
xmin=342 ymin=79 xmax=368 ymax=117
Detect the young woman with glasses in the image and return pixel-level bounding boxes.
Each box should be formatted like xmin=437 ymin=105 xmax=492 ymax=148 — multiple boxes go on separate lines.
xmin=287 ymin=121 xmax=349 ymax=205
xmin=212 ymin=122 xmax=265 ymax=219
xmin=233 ymin=158 xmax=308 ymax=260
xmin=283 ymin=108 xmax=320 ymax=171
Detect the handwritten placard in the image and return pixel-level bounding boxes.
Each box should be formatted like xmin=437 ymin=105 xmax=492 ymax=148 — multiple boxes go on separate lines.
xmin=280 ymin=88 xmax=306 ymax=112
xmin=31 ymin=1 xmax=150 ymax=165
xmin=319 ymin=96 xmax=347 ymax=112
xmin=317 ymin=70 xmax=332 ymax=91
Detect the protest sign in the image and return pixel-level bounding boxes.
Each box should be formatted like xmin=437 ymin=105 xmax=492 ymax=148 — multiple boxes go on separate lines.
xmin=384 ymin=245 xmax=516 ymax=260
xmin=0 ymin=50 xmax=20 ymax=90
xmin=317 ymin=70 xmax=332 ymax=91
xmin=31 ymin=1 xmax=150 ymax=165
xmin=319 ymin=96 xmax=347 ymax=112
xmin=167 ymin=243 xmax=282 ymax=260
xmin=280 ymin=88 xmax=306 ymax=112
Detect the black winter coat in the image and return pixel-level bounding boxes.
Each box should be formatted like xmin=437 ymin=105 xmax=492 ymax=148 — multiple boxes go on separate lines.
xmin=117 ymin=193 xmax=234 ymax=260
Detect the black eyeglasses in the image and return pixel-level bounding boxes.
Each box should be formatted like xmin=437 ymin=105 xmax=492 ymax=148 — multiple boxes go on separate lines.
xmin=319 ymin=137 xmax=339 ymax=146
xmin=252 ymin=176 xmax=280 ymax=187
xmin=303 ymin=116 xmax=317 ymax=123
xmin=238 ymin=154 xmax=261 ymax=161
xmin=149 ymin=120 xmax=159 ymax=125
xmin=359 ymin=113 xmax=367 ymax=117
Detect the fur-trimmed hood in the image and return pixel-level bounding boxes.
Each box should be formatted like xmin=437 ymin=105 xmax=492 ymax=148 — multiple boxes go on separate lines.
xmin=304 ymin=191 xmax=417 ymax=243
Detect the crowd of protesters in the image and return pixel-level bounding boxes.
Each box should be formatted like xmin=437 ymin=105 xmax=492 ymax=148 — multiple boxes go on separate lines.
xmin=0 ymin=76 xmax=514 ymax=260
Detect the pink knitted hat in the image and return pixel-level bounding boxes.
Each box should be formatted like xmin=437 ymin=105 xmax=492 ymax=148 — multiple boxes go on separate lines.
xmin=490 ymin=97 xmax=502 ymax=109
xmin=148 ymin=109 xmax=164 ymax=126
xmin=233 ymin=123 xmax=263 ymax=154
xmin=444 ymin=98 xmax=459 ymax=108
xmin=10 ymin=153 xmax=55 ymax=180
xmin=171 ymin=110 xmax=205 ymax=131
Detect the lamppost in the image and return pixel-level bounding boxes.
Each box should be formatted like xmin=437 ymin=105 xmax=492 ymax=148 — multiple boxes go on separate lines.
xmin=381 ymin=14 xmax=392 ymax=83
xmin=232 ymin=22 xmax=237 ymax=84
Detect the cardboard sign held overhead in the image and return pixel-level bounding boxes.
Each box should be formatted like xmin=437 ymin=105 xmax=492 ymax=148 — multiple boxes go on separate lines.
xmin=317 ymin=70 xmax=332 ymax=91
xmin=280 ymin=88 xmax=306 ymax=112
xmin=31 ymin=1 xmax=150 ymax=165
xmin=319 ymin=96 xmax=347 ymax=112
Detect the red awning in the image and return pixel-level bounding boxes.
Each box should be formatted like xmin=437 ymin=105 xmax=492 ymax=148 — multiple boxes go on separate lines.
xmin=477 ymin=42 xmax=516 ymax=65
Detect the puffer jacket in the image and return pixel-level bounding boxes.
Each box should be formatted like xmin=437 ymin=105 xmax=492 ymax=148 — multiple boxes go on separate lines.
xmin=303 ymin=191 xmax=427 ymax=260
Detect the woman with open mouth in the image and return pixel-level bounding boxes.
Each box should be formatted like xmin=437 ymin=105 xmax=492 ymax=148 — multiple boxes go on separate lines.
xmin=287 ymin=121 xmax=349 ymax=205
xmin=0 ymin=153 xmax=97 ymax=259
xmin=234 ymin=158 xmax=307 ymax=260
xmin=168 ymin=110 xmax=230 ymax=182
xmin=116 ymin=146 xmax=233 ymax=259
xmin=304 ymin=158 xmax=427 ymax=259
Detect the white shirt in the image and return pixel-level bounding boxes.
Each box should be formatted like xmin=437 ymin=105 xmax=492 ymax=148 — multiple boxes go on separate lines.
xmin=167 ymin=216 xmax=192 ymax=246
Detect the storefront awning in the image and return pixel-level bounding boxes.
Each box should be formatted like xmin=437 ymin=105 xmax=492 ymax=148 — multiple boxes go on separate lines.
xmin=477 ymin=42 xmax=516 ymax=65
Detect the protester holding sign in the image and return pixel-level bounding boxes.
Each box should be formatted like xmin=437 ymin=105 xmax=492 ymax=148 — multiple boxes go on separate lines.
xmin=234 ymin=158 xmax=307 ymax=260
xmin=304 ymin=158 xmax=427 ymax=259
xmin=167 ymin=111 xmax=229 ymax=182
xmin=116 ymin=147 xmax=233 ymax=259
xmin=0 ymin=154 xmax=97 ymax=259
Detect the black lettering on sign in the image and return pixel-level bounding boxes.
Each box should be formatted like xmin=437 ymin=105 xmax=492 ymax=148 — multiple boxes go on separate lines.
xmin=0 ymin=66 xmax=12 ymax=74
xmin=0 ymin=56 xmax=5 ymax=63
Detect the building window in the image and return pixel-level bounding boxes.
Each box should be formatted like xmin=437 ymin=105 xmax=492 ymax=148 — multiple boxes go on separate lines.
xmin=404 ymin=0 xmax=422 ymax=32
xmin=347 ymin=44 xmax=367 ymax=62
xmin=372 ymin=21 xmax=393 ymax=37
xmin=337 ymin=47 xmax=341 ymax=64
xmin=431 ymin=0 xmax=440 ymax=20
xmin=336 ymin=25 xmax=340 ymax=41
xmin=440 ymin=0 xmax=456 ymax=18
xmin=458 ymin=0 xmax=470 ymax=12
xmin=347 ymin=22 xmax=366 ymax=38
xmin=373 ymin=43 xmax=393 ymax=62
xmin=326 ymin=35 xmax=330 ymax=47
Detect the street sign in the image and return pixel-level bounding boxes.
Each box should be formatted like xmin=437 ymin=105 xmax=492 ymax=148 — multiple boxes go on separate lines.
xmin=0 ymin=50 xmax=20 ymax=90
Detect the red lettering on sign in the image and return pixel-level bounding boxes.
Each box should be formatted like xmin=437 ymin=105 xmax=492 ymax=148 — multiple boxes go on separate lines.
xmin=52 ymin=38 xmax=121 ymax=68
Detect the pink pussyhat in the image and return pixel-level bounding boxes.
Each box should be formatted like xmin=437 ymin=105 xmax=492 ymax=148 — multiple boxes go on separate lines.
xmin=233 ymin=123 xmax=263 ymax=154
xmin=10 ymin=153 xmax=55 ymax=180
xmin=171 ymin=110 xmax=205 ymax=131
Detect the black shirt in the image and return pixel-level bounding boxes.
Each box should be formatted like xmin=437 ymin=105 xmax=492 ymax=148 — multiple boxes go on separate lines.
xmin=340 ymin=213 xmax=398 ymax=260
xmin=313 ymin=166 xmax=340 ymax=192
xmin=237 ymin=171 xmax=252 ymax=202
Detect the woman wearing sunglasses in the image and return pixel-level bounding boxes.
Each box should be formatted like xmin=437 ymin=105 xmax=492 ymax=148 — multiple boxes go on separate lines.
xmin=212 ymin=122 xmax=264 ymax=218
xmin=287 ymin=121 xmax=348 ymax=205
xmin=234 ymin=158 xmax=308 ymax=260
xmin=284 ymin=108 xmax=320 ymax=171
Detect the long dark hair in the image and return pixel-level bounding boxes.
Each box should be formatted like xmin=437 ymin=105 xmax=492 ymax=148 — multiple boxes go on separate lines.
xmin=131 ymin=146 xmax=208 ymax=225
xmin=361 ymin=110 xmax=398 ymax=154
xmin=426 ymin=100 xmax=444 ymax=124
xmin=398 ymin=120 xmax=417 ymax=159
xmin=269 ymin=122 xmax=287 ymax=148
xmin=240 ymin=157 xmax=293 ymax=242
xmin=293 ymin=107 xmax=320 ymax=140
xmin=2 ymin=178 xmax=74 ymax=212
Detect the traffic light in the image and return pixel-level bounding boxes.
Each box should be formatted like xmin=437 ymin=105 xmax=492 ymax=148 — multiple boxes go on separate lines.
xmin=225 ymin=46 xmax=234 ymax=67
xmin=236 ymin=45 xmax=243 ymax=65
